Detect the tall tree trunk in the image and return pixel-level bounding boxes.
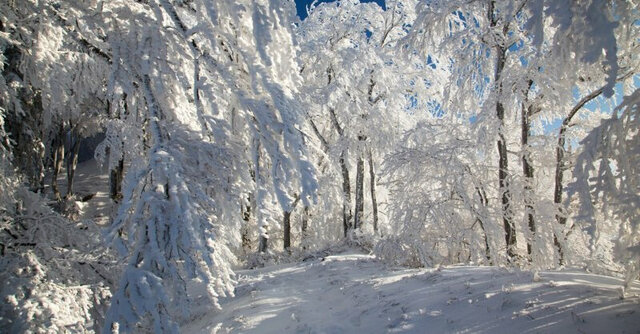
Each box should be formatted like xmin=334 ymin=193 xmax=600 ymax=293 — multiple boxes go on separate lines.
xmin=490 ymin=1 xmax=516 ymax=261
xmin=241 ymin=194 xmax=252 ymax=255
xmin=301 ymin=206 xmax=309 ymax=250
xmin=308 ymin=112 xmax=353 ymax=238
xmin=258 ymin=232 xmax=268 ymax=253
xmin=328 ymin=108 xmax=354 ymax=237
xmin=32 ymin=91 xmax=45 ymax=193
xmin=552 ymin=80 xmax=616 ymax=264
xmin=33 ymin=138 xmax=46 ymax=193
xmin=496 ymin=53 xmax=516 ymax=260
xmin=283 ymin=195 xmax=300 ymax=251
xmin=553 ymin=124 xmax=568 ymax=265
xmin=354 ymin=153 xmax=365 ymax=230
xmin=340 ymin=151 xmax=352 ymax=236
xmin=110 ymin=157 xmax=125 ymax=201
xmin=368 ymin=148 xmax=379 ymax=234
xmin=283 ymin=210 xmax=292 ymax=251
xmin=551 ymin=72 xmax=634 ymax=265
xmin=65 ymin=132 xmax=81 ymax=199
xmin=109 ymin=96 xmax=126 ymax=202
xmin=522 ymin=102 xmax=536 ymax=259
xmin=253 ymin=139 xmax=268 ymax=253
xmin=475 ymin=186 xmax=492 ymax=264
xmin=51 ymin=125 xmax=65 ymax=202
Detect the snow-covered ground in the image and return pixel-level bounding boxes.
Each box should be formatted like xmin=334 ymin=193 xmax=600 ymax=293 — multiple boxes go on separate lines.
xmin=185 ymin=251 xmax=640 ymax=334
xmin=47 ymin=158 xmax=114 ymax=224
xmin=51 ymin=159 xmax=640 ymax=334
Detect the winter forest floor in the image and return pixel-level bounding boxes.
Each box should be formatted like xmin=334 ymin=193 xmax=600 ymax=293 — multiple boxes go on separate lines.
xmin=48 ymin=159 xmax=114 ymax=225
xmin=69 ymin=160 xmax=640 ymax=334
xmin=184 ymin=250 xmax=640 ymax=334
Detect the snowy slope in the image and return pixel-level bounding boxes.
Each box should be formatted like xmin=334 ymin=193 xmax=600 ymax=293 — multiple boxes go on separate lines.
xmin=185 ymin=251 xmax=640 ymax=334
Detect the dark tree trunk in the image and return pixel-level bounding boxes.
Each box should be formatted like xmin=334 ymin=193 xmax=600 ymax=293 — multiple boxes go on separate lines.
xmin=522 ymin=102 xmax=536 ymax=259
xmin=30 ymin=92 xmax=45 ymax=193
xmin=241 ymin=193 xmax=253 ymax=254
xmin=109 ymin=96 xmax=126 ymax=202
xmin=551 ymin=79 xmax=620 ymax=265
xmin=490 ymin=1 xmax=516 ymax=261
xmin=65 ymin=133 xmax=81 ymax=199
xmin=283 ymin=210 xmax=292 ymax=250
xmin=301 ymin=206 xmax=309 ymax=250
xmin=253 ymin=139 xmax=268 ymax=254
xmin=283 ymin=195 xmax=300 ymax=251
xmin=51 ymin=125 xmax=65 ymax=202
xmin=258 ymin=235 xmax=268 ymax=253
xmin=496 ymin=64 xmax=516 ymax=260
xmin=475 ymin=186 xmax=492 ymax=264
xmin=340 ymin=151 xmax=352 ymax=236
xmin=34 ymin=140 xmax=45 ymax=193
xmin=553 ymin=116 xmax=571 ymax=263
xmin=368 ymin=148 xmax=379 ymax=234
xmin=110 ymin=157 xmax=125 ymax=201
xmin=354 ymin=153 xmax=365 ymax=230
xmin=329 ymin=108 xmax=354 ymax=237
xmin=309 ymin=110 xmax=352 ymax=238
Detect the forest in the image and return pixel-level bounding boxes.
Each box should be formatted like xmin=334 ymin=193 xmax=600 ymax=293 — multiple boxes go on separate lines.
xmin=0 ymin=0 xmax=638 ymax=333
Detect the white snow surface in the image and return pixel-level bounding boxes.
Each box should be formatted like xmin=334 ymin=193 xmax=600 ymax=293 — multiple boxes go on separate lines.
xmin=185 ymin=250 xmax=640 ymax=334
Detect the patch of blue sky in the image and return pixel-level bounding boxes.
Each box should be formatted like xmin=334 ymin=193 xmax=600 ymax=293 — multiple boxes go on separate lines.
xmin=295 ymin=0 xmax=386 ymax=20
xmin=519 ymin=56 xmax=528 ymax=66
xmin=365 ymin=29 xmax=373 ymax=41
xmin=402 ymin=23 xmax=412 ymax=34
xmin=542 ymin=79 xmax=637 ymax=136
xmin=427 ymin=100 xmax=444 ymax=118
xmin=508 ymin=39 xmax=524 ymax=53
xmin=426 ymin=55 xmax=436 ymax=69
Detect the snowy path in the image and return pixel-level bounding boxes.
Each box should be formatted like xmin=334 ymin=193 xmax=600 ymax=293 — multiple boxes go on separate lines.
xmin=185 ymin=251 xmax=640 ymax=334
xmin=47 ymin=159 xmax=114 ymax=224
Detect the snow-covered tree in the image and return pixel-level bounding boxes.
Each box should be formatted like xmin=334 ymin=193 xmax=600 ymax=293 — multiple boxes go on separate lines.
xmin=98 ymin=0 xmax=317 ymax=331
xmin=298 ymin=0 xmax=415 ymax=240
xmin=1 ymin=3 xmax=117 ymax=331
xmin=569 ymin=88 xmax=640 ymax=294
xmin=383 ymin=0 xmax=638 ymax=267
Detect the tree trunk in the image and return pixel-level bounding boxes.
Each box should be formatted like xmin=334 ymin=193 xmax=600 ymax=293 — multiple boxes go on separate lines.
xmin=258 ymin=234 xmax=268 ymax=253
xmin=340 ymin=151 xmax=352 ymax=236
xmin=283 ymin=195 xmax=300 ymax=251
xmin=309 ymin=111 xmax=353 ymax=238
xmin=490 ymin=1 xmax=516 ymax=261
xmin=110 ymin=157 xmax=125 ymax=201
xmin=354 ymin=154 xmax=365 ymax=230
xmin=51 ymin=126 xmax=65 ymax=202
xmin=522 ymin=103 xmax=536 ymax=259
xmin=32 ymin=137 xmax=46 ymax=193
xmin=301 ymin=206 xmax=309 ymax=250
xmin=368 ymin=148 xmax=379 ymax=234
xmin=254 ymin=139 xmax=269 ymax=254
xmin=283 ymin=210 xmax=292 ymax=251
xmin=552 ymin=80 xmax=616 ymax=265
xmin=241 ymin=194 xmax=252 ymax=254
xmin=65 ymin=133 xmax=81 ymax=199
xmin=475 ymin=186 xmax=492 ymax=264
xmin=496 ymin=60 xmax=516 ymax=260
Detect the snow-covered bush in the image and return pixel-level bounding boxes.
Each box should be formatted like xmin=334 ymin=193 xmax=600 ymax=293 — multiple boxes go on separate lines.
xmin=0 ymin=188 xmax=118 ymax=333
xmin=1 ymin=251 xmax=112 ymax=333
xmin=374 ymin=236 xmax=424 ymax=268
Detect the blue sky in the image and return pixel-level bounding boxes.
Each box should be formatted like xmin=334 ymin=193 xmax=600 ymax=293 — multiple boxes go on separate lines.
xmin=295 ymin=0 xmax=386 ymax=20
